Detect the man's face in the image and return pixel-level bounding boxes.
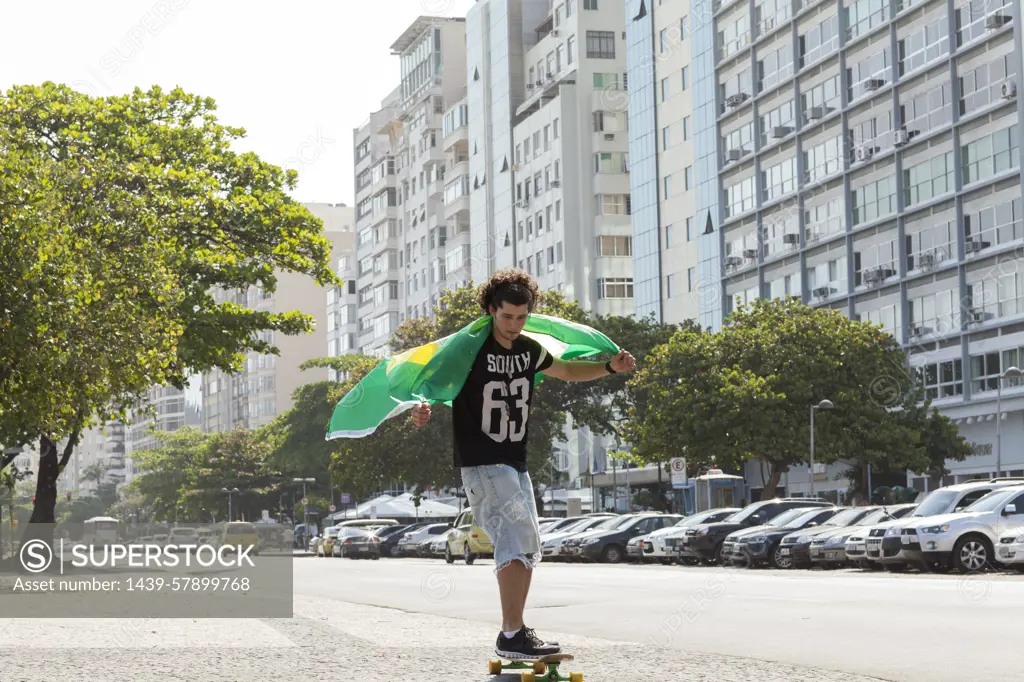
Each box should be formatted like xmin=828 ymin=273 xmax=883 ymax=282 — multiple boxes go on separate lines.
xmin=489 ymin=301 xmax=530 ymax=342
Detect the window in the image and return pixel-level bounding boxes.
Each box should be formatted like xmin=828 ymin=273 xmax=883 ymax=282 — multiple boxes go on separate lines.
xmin=847 ymin=47 xmax=891 ymax=101
xmin=758 ymin=44 xmax=794 ymax=93
xmin=596 ymin=235 xmax=632 ymax=256
xmin=761 ymin=157 xmax=797 ymax=201
xmin=547 ymin=246 xmax=555 ymax=271
xmin=959 ymin=54 xmax=1016 ymax=115
xmin=593 ymin=72 xmax=620 ymax=88
xmin=583 ymin=0 xmax=597 ymax=8
xmin=567 ymin=36 xmax=575 ymax=64
xmin=599 ymin=194 xmax=631 ymax=214
xmin=759 ymin=100 xmax=795 ymax=146
xmin=666 ymin=224 xmax=675 ymax=247
xmin=903 ymin=151 xmax=954 ymax=206
xmin=899 ymin=15 xmax=949 ymax=76
xmin=799 ymin=15 xmax=839 ymax=67
xmin=957 ymin=0 xmax=1012 ymax=47
xmin=683 ymin=116 xmax=691 ymax=140
xmin=667 ymin=274 xmax=676 ymax=298
xmin=962 ymin=126 xmax=1019 ymax=186
xmin=687 ymin=267 xmax=695 ymax=292
xmin=972 ymin=346 xmax=1024 ymax=394
xmin=686 ymin=217 xmax=694 ymax=241
xmin=586 ymin=31 xmax=615 ymax=59
xmin=664 ymin=174 xmax=672 ymax=198
xmin=900 ymin=84 xmax=952 ymax=137
xmin=726 ymin=176 xmax=756 ymax=217
xmin=969 ymin=272 xmax=1024 ymax=320
xmin=909 ymin=288 xmax=960 ymax=335
xmin=685 ymin=166 xmax=693 ymax=190
xmin=598 ymin=278 xmax=634 ymax=298
xmin=804 ymin=135 xmax=843 ymax=183
xmin=681 ymin=66 xmax=689 ymax=90
xmin=662 ymin=126 xmax=671 ymax=150
xmin=963 ymin=196 xmax=1024 ymax=251
xmin=851 ymin=176 xmax=897 ymax=225
xmin=915 ymin=359 xmax=963 ymax=400
xmin=846 ymin=0 xmax=889 ymax=40
xmin=594 ymin=152 xmax=629 ymax=173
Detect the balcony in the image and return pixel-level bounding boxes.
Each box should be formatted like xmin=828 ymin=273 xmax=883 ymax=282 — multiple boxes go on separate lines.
xmin=371 ymin=168 xmax=396 ymax=196
xmin=593 ymin=172 xmax=631 ymax=196
xmin=444 ymin=193 xmax=470 ymax=221
xmin=443 ymin=122 xmax=468 ymax=153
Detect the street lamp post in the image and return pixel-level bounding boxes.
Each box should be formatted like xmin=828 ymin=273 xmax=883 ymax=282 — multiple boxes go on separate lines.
xmin=293 ymin=477 xmax=315 ymax=547
xmin=810 ymin=400 xmax=834 ymax=498
xmin=997 ymin=366 xmax=1022 ymax=478
xmin=221 ymin=488 xmax=239 ymax=522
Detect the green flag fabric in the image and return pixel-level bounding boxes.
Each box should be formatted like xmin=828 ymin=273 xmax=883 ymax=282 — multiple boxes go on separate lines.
xmin=325 ymin=313 xmax=620 ymax=440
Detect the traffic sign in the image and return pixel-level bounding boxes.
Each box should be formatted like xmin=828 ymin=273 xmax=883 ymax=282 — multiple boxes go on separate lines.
xmin=301 ymin=497 xmax=308 ymax=506
xmin=340 ymin=493 xmax=351 ymax=504
xmin=329 ymin=504 xmax=336 ymax=512
xmin=670 ymin=458 xmax=688 ymax=489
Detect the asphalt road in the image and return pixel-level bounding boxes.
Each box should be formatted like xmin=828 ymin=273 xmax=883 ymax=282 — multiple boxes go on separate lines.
xmin=293 ymin=555 xmax=1024 ymax=682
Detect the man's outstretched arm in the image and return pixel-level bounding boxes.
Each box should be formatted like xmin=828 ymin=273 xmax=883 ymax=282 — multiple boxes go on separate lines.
xmin=541 ymin=350 xmax=636 ymax=382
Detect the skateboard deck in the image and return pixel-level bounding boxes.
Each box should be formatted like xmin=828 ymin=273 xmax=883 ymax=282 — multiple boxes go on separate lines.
xmin=488 ymin=652 xmax=582 ymax=681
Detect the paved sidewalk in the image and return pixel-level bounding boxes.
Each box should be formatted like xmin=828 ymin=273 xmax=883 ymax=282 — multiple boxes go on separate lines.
xmin=0 ymin=595 xmax=894 ymax=681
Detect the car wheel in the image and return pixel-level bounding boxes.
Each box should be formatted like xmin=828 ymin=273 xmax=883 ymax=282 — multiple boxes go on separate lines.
xmin=465 ymin=544 xmax=476 ymax=565
xmin=445 ymin=544 xmax=455 ymax=565
xmin=602 ymin=545 xmax=623 ymax=564
xmin=952 ymin=535 xmax=992 ymax=574
xmin=770 ymin=546 xmax=792 ymax=570
xmin=390 ymin=545 xmax=401 ymax=557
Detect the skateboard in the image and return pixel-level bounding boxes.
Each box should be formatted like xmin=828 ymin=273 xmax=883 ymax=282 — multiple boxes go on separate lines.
xmin=487 ymin=652 xmax=582 ymax=681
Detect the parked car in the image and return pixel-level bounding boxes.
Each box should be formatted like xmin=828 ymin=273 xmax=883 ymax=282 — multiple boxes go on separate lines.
xmin=541 ymin=516 xmax=621 ymax=560
xmin=574 ymin=513 xmax=682 ymax=563
xmin=379 ymin=524 xmax=429 ymax=557
xmin=778 ymin=506 xmax=881 ymax=568
xmin=655 ymin=509 xmax=742 ymax=564
xmin=995 ymin=524 xmax=1024 ymax=570
xmin=312 ymin=526 xmax=339 ymax=557
xmin=842 ymin=505 xmax=918 ymax=568
xmin=863 ymin=478 xmax=1024 ymax=571
xmin=344 ymin=530 xmax=382 ymax=560
xmin=331 ymin=528 xmax=372 ymax=557
xmin=723 ymin=506 xmax=840 ymax=568
xmin=561 ymin=515 xmax=640 ymax=560
xmin=396 ymin=523 xmax=450 ymax=557
xmin=899 ymin=485 xmax=1024 ymax=572
xmin=444 ymin=524 xmax=474 ymax=563
xmin=686 ymin=497 xmax=834 ymax=564
xmin=447 ymin=509 xmax=494 ymax=561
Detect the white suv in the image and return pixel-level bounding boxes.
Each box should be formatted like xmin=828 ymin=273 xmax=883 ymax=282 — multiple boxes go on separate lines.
xmin=900 ymin=485 xmax=1024 ymax=572
xmin=995 ymin=524 xmax=1024 ymax=569
xmin=863 ymin=478 xmax=1024 ymax=571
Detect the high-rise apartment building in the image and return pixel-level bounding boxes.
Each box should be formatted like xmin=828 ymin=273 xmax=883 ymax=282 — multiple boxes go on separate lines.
xmin=352 ymin=17 xmax=469 ymax=357
xmin=469 ymin=0 xmax=636 ymax=317
xmin=201 ymin=202 xmax=354 ymax=431
xmin=631 ymin=0 xmax=1024 ymax=496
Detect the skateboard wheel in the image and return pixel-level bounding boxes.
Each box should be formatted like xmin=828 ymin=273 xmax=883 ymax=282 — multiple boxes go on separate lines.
xmin=521 ymin=673 xmax=536 ymax=682
xmin=488 ymin=659 xmax=502 ymax=675
xmin=569 ymin=673 xmax=583 ymax=682
xmin=533 ymin=661 xmax=547 ymax=674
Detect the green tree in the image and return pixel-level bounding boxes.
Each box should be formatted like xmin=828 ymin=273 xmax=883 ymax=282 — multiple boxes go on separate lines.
xmin=0 ymin=82 xmax=340 ymax=524
xmin=624 ymin=298 xmax=971 ymax=499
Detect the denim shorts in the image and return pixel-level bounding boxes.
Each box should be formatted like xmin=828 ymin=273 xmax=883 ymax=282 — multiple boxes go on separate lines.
xmin=460 ymin=464 xmax=542 ymax=573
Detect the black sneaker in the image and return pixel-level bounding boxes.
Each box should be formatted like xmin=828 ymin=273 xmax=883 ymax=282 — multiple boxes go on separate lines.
xmin=495 ymin=627 xmax=561 ymax=659
xmin=523 ymin=625 xmax=558 ymax=647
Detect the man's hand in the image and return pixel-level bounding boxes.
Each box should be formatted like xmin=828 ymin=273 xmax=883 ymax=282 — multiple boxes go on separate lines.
xmin=410 ymin=402 xmax=431 ymax=427
xmin=610 ymin=350 xmax=636 ymax=373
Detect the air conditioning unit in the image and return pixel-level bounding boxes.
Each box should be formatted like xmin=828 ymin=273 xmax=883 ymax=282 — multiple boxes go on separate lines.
xmin=966 ymin=239 xmax=993 ymax=253
xmin=527 ymin=83 xmax=534 ymax=90
xmin=536 ymin=80 xmax=544 ymax=86
xmin=1002 ymin=81 xmax=1017 ymax=99
xmin=812 ymin=286 xmax=835 ymax=298
xmin=865 ymin=78 xmax=885 ymax=91
xmin=725 ymin=93 xmax=749 ymax=108
xmin=864 ymin=268 xmax=882 ymax=283
xmin=604 ymin=133 xmax=615 ymax=141
xmin=893 ymin=129 xmax=909 ymax=146
xmin=876 ymin=267 xmax=895 ymax=279
xmin=855 ymin=146 xmax=875 ymax=162
xmin=783 ymin=233 xmax=800 ymax=245
xmin=550 ymin=29 xmax=560 ymax=37
xmin=986 ymin=14 xmax=1009 ymax=30
xmin=918 ymin=253 xmax=934 ymax=269
xmin=910 ymin=325 xmax=933 ymax=337
xmin=549 ymin=180 xmax=561 ymax=188
xmin=807 ymin=106 xmax=825 ymax=120
xmin=970 ymin=309 xmax=994 ymax=323
xmin=725 ymin=255 xmax=744 ymax=267
xmin=726 ymin=149 xmax=742 ymax=161
xmin=770 ymin=126 xmax=791 ymax=139
xmin=743 ymin=248 xmax=758 ymax=259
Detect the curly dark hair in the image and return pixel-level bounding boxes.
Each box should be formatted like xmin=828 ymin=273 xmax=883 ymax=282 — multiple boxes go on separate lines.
xmin=477 ymin=267 xmax=542 ymax=314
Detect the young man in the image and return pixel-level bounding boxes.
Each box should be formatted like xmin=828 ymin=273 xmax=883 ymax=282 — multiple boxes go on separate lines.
xmin=411 ymin=269 xmax=635 ymax=659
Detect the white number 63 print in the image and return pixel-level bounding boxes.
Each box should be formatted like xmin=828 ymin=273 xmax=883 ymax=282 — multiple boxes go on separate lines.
xmin=481 ymin=377 xmax=531 ymax=443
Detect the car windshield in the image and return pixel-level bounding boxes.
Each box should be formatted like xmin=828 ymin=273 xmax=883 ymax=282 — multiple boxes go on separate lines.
xmin=856 ymin=509 xmax=891 ymax=525
xmin=912 ymin=490 xmax=958 ymax=516
xmin=728 ymin=504 xmax=767 ymax=524
xmin=565 ymin=519 xmax=600 ymax=533
xmin=823 ymin=508 xmax=863 ymax=526
xmin=593 ymin=516 xmax=627 ymax=530
xmin=965 ymin=489 xmax=1021 ymax=513
xmin=785 ymin=509 xmax=828 ymax=528
xmin=765 ymin=508 xmax=806 ymax=527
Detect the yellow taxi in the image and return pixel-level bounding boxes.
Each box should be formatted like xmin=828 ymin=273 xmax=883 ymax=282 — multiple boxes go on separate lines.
xmin=219 ymin=521 xmax=260 ymax=556
xmin=445 ymin=509 xmax=494 ymax=563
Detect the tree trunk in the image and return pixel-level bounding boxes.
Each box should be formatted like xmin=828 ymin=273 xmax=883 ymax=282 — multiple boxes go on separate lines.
xmin=28 ymin=425 xmax=82 ymax=525
xmin=862 ymin=460 xmax=871 ymax=504
xmin=761 ymin=463 xmax=788 ymax=500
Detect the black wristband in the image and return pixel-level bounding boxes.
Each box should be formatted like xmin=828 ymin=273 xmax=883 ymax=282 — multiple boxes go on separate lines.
xmin=605 ymin=361 xmax=616 ymax=375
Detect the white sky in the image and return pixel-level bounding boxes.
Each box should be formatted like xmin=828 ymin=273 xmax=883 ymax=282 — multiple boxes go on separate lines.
xmin=1 ymin=0 xmax=476 ymax=206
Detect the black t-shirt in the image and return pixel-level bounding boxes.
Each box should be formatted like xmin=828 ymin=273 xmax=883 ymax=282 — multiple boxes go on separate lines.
xmin=452 ymin=333 xmax=554 ymax=472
